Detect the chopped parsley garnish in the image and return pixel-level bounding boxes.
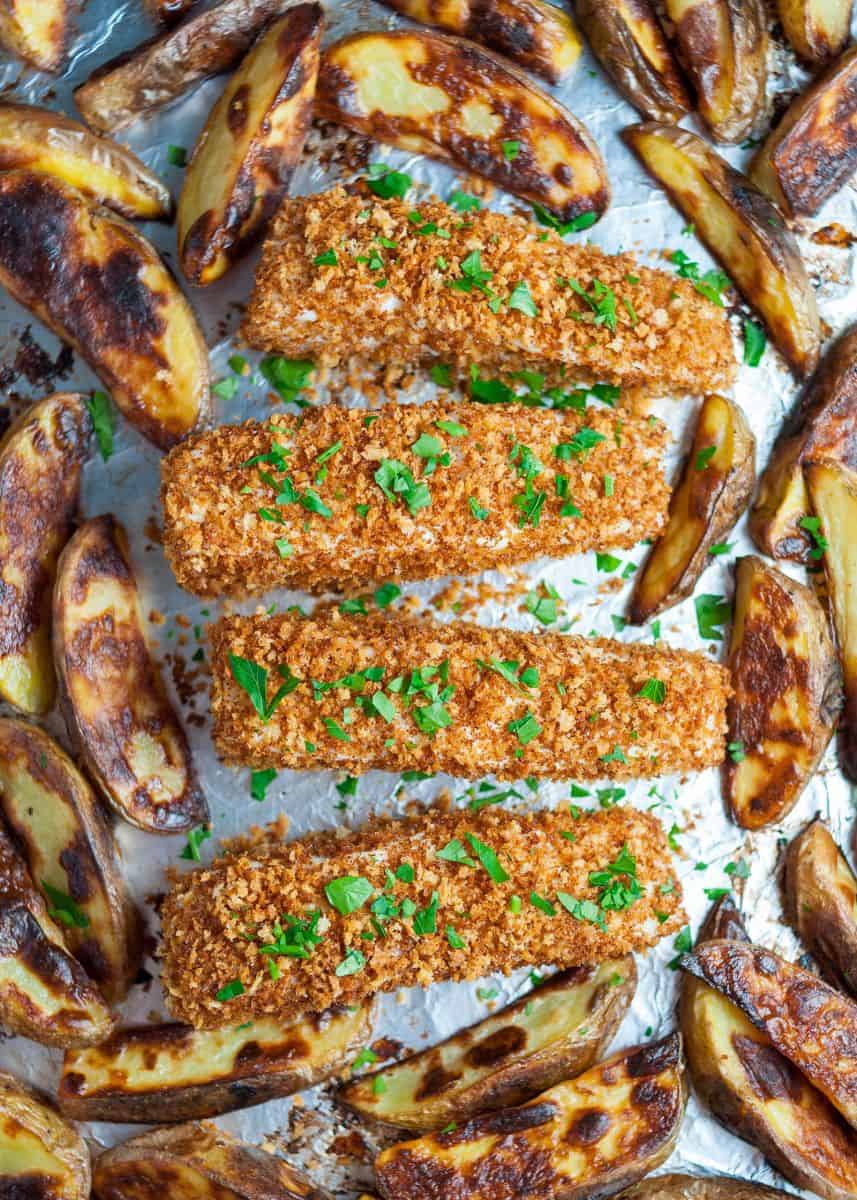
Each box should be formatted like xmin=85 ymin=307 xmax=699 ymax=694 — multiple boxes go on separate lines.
xmin=374 ymin=582 xmax=401 ymax=608
xmin=596 ymin=551 xmax=622 ymax=573
xmin=530 ymin=891 xmax=556 ymax=916
xmin=41 ymin=880 xmax=89 ymax=928
xmin=564 ymin=277 xmax=617 ymax=331
xmin=637 ymin=678 xmax=666 ymax=704
xmin=437 ymin=838 xmax=477 ymax=867
xmin=374 ymin=458 xmax=431 ymax=515
xmin=477 ymin=657 xmax=539 ymax=691
xmin=316 ymin=440 xmax=343 ymax=465
xmin=469 ymin=496 xmax=489 ymax=520
xmin=531 ymin=204 xmax=598 ymax=236
xmin=694 ymin=594 xmax=731 ymax=640
xmin=743 ymin=319 xmax=766 ymax=366
xmin=589 ymin=844 xmax=642 ymax=911
xmin=413 ymin=891 xmax=439 ymax=934
xmin=300 ymin=488 xmax=332 ymax=518
xmin=695 ymin=444 xmax=717 ymax=471
xmin=335 ymin=948 xmax=366 ymax=976
xmin=705 ymin=887 xmax=731 ymax=901
xmin=725 ymin=859 xmax=751 ymax=879
xmin=366 ymin=164 xmax=412 ymax=199
xmin=448 ymin=189 xmax=481 ymax=212
xmin=336 ymin=775 xmax=359 ymax=797
xmin=167 ymin=144 xmax=187 ymax=166
xmin=213 ymin=376 xmax=239 ymax=400
xmin=557 ymin=892 xmax=606 ymax=929
xmin=446 ymin=924 xmax=466 ymax=948
xmin=436 ymin=419 xmax=467 ymax=437
xmin=228 ymin=655 xmax=300 ymax=722
xmin=508 ymin=280 xmax=538 ymax=317
xmin=525 ymin=586 xmax=559 ymax=625
xmin=216 ymin=979 xmax=244 ymax=1001
xmin=250 ymin=768 xmax=277 ymax=801
xmin=799 ymin=515 xmax=828 ymax=559
xmin=599 ymin=744 xmax=628 ymax=764
xmin=351 ymin=1047 xmax=378 ymax=1072
xmin=668 ymin=926 xmax=693 ymax=970
xmin=670 ymin=250 xmax=731 ymax=306
xmin=430 ymin=363 xmax=453 ymax=387
xmin=323 ymin=717 xmax=352 ymax=741
xmin=86 ymin=391 xmax=114 ymax=462
xmin=507 ymin=711 xmax=542 ymax=745
xmin=325 ymin=875 xmax=373 ymax=915
xmin=259 ymin=909 xmax=325 ymax=962
xmin=502 ymin=139 xmax=520 ymax=160
xmin=466 ymin=833 xmax=509 ymax=883
xmin=554 ymin=428 xmax=606 ymax=460
xmin=727 ymin=740 xmax=745 ymax=763
xmin=449 ymin=248 xmax=495 ymax=297
xmin=708 ymin=542 xmax=733 ymax=556
xmin=313 ymin=248 xmax=338 ymax=267
xmin=259 ymin=357 xmax=314 ymax=404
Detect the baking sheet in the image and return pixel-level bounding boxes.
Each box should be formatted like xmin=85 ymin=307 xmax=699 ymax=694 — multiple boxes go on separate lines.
xmin=0 ymin=1 xmax=856 ymax=1194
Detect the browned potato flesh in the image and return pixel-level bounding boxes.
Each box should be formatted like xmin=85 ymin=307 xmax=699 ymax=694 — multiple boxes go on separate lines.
xmin=0 ymin=104 xmax=171 ymax=221
xmin=53 ymin=515 xmax=208 ymax=834
xmin=380 ymin=0 xmax=582 ymax=83
xmin=375 ymin=1034 xmax=686 ymax=1200
xmin=0 ymin=393 xmax=88 ymax=716
xmin=681 ymin=897 xmax=857 ymax=1200
xmin=74 ymin=0 xmax=300 ymax=134
xmin=92 ymin=1122 xmax=332 ymax=1200
xmin=178 ymin=4 xmax=322 ymax=286
xmin=0 ymin=0 xmax=71 ymax=71
xmin=146 ymin=0 xmax=197 ymax=20
xmin=724 ymin=555 xmax=840 ymax=830
xmin=58 ymin=1004 xmax=372 ymax=1122
xmin=786 ymin=818 xmax=857 ymax=996
xmin=775 ymin=0 xmax=853 ymax=64
xmin=622 ymin=1173 xmax=804 ymax=1200
xmin=0 ymin=719 xmax=141 ymax=1004
xmin=0 ymin=1071 xmax=90 ymax=1200
xmin=574 ymin=0 xmax=690 ymax=122
xmin=316 ymin=30 xmax=610 ymax=222
xmin=629 ymin=393 xmax=755 ymax=623
xmin=681 ymin=939 xmax=857 ymax=1129
xmin=340 ymin=960 xmax=635 ymax=1132
xmin=0 ymin=171 xmax=209 ymax=450
xmin=750 ymin=46 xmax=857 ymax=218
xmin=665 ymin=0 xmax=768 ymax=142
xmin=751 ymin=326 xmax=857 ymax=563
xmin=623 ymin=123 xmax=821 ymax=377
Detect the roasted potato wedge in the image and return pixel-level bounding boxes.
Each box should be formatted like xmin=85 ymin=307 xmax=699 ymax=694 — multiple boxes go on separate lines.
xmin=0 ymin=1071 xmax=90 ymax=1200
xmin=92 ymin=1122 xmax=332 ymax=1200
xmin=0 ymin=0 xmax=71 ymax=71
xmin=724 ymin=555 xmax=840 ymax=830
xmin=58 ymin=1003 xmax=372 ymax=1122
xmin=316 ymin=31 xmax=610 ymax=222
xmin=805 ymin=460 xmax=857 ymax=781
xmin=0 ymin=719 xmax=141 ymax=1004
xmin=379 ymin=0 xmax=582 ymax=83
xmin=341 ymin=960 xmax=635 ymax=1133
xmin=786 ymin=818 xmax=857 ymax=996
xmin=0 ymin=104 xmax=171 ymax=221
xmin=664 ymin=0 xmax=767 ymax=142
xmin=0 ymin=393 xmax=88 ymax=716
xmin=75 ymin=0 xmax=302 ymax=134
xmin=681 ymin=939 xmax=857 ymax=1130
xmin=146 ymin=0 xmax=197 ymax=21
xmin=750 ymin=46 xmax=857 ymax=218
xmin=178 ymin=4 xmax=322 ymax=286
xmin=53 ymin=516 xmax=208 ymax=834
xmin=621 ymin=1173 xmax=799 ymax=1200
xmin=629 ymin=394 xmax=754 ymax=623
xmin=751 ymin=326 xmax=857 ymax=562
xmin=574 ymin=0 xmax=690 ymax=122
xmin=0 ymin=172 xmax=209 ymax=451
xmin=623 ymin=124 xmax=821 ymax=377
xmin=375 ymin=1034 xmax=686 ymax=1200
xmin=775 ymin=0 xmax=853 ymax=64
xmin=681 ymin=897 xmax=857 ymax=1200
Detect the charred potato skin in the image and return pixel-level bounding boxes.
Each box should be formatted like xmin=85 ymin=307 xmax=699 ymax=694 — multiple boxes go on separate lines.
xmin=0 ymin=171 xmax=210 ymax=451
xmin=621 ymin=1173 xmax=800 ymax=1200
xmin=0 ymin=393 xmax=89 ymax=716
xmin=0 ymin=1070 xmax=90 ymax=1200
xmin=775 ymin=0 xmax=853 ymax=65
xmin=0 ymin=718 xmax=142 ymax=1004
xmin=750 ymin=46 xmax=857 ymax=218
xmin=574 ymin=0 xmax=691 ymax=122
xmin=340 ymin=959 xmax=636 ymax=1133
xmin=786 ymin=818 xmax=857 ymax=996
xmin=316 ymin=30 xmax=610 ymax=222
xmin=53 ymin=515 xmax=208 ymax=835
xmin=58 ymin=1004 xmax=372 ymax=1122
xmin=0 ymin=0 xmax=70 ymax=72
xmin=178 ymin=4 xmax=322 ymax=286
xmin=724 ymin=555 xmax=841 ymax=830
xmin=629 ymin=394 xmax=755 ymax=623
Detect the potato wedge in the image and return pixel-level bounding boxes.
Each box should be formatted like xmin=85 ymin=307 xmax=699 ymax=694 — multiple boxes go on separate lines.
xmin=340 ymin=960 xmax=635 ymax=1133
xmin=0 ymin=719 xmax=141 ymax=1004
xmin=805 ymin=460 xmax=857 ymax=781
xmin=379 ymin=0 xmax=582 ymax=84
xmin=724 ymin=555 xmax=840 ymax=830
xmin=681 ymin=939 xmax=857 ymax=1130
xmin=58 ymin=1003 xmax=372 ymax=1122
xmin=0 ymin=104 xmax=171 ymax=222
xmin=623 ymin=123 xmax=821 ymax=377
xmin=0 ymin=1071 xmax=90 ymax=1200
xmin=775 ymin=0 xmax=853 ymax=64
xmin=664 ymin=0 xmax=767 ymax=142
xmin=0 ymin=0 xmax=71 ymax=72
xmin=75 ymin=0 xmax=303 ymax=135
xmin=0 ymin=172 xmax=209 ymax=451
xmin=316 ymin=30 xmax=610 ymax=222
xmin=681 ymin=897 xmax=857 ymax=1200
xmin=750 ymin=46 xmax=857 ymax=218
xmin=53 ymin=515 xmax=208 ymax=834
xmin=92 ymin=1122 xmax=332 ymax=1200
xmin=785 ymin=818 xmax=857 ymax=996
xmin=629 ymin=394 xmax=755 ymax=623
xmin=178 ymin=4 xmax=322 ymax=286
xmin=0 ymin=393 xmax=88 ymax=716
xmin=621 ymin=1173 xmax=798 ymax=1200
xmin=574 ymin=0 xmax=690 ymax=122
xmin=750 ymin=326 xmax=857 ymax=562
xmin=146 ymin=0 xmax=197 ymax=21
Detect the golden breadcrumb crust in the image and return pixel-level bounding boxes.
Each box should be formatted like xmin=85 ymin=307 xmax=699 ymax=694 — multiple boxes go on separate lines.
xmin=242 ymin=187 xmax=736 ymax=393
xmin=160 ymin=805 xmax=685 ymax=1028
xmin=161 ymin=402 xmax=669 ymax=597
xmin=209 ymin=611 xmax=729 ymax=780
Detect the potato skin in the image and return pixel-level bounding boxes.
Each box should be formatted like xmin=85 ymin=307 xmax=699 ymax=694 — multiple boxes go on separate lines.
xmin=0 ymin=1070 xmax=91 ymax=1200
xmin=178 ymin=4 xmax=322 ymax=286
xmin=775 ymin=0 xmax=853 ymax=65
xmin=785 ymin=818 xmax=857 ymax=996
xmin=0 ymin=0 xmax=71 ymax=72
xmin=620 ymin=1174 xmax=793 ymax=1200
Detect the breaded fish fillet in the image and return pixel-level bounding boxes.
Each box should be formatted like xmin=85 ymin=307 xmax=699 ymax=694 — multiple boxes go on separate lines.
xmin=242 ymin=187 xmax=736 ymax=394
xmin=161 ymin=402 xmax=669 ymax=597
xmin=160 ymin=805 xmax=685 ymax=1028
xmin=209 ymin=611 xmax=729 ymax=780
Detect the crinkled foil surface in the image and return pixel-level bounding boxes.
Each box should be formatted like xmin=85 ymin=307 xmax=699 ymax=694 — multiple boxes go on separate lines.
xmin=0 ymin=2 xmax=856 ymax=1194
